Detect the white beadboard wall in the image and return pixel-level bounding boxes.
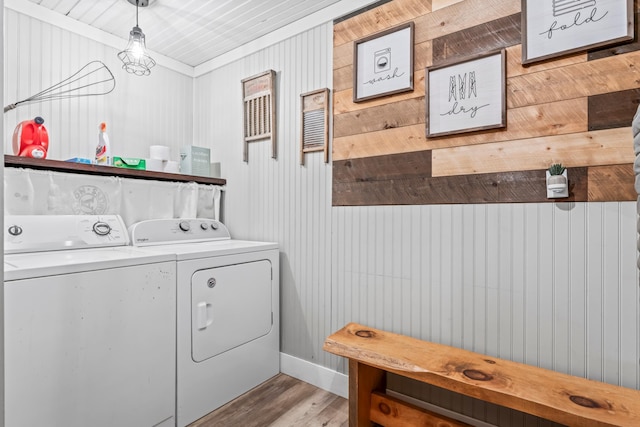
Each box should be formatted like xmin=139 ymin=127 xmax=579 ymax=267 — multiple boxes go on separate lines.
xmin=332 ymin=202 xmax=639 ymax=385
xmin=194 ymin=18 xmax=640 ymax=413
xmin=194 ymin=23 xmax=336 ymax=368
xmin=3 ymin=9 xmax=193 ymax=163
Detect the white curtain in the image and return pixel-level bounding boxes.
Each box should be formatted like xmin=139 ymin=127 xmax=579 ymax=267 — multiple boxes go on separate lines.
xmin=4 ymin=168 xmax=223 ymax=227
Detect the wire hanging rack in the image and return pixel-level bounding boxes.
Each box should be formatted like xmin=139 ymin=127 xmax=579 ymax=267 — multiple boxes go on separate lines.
xmin=4 ymin=60 xmax=116 ymax=113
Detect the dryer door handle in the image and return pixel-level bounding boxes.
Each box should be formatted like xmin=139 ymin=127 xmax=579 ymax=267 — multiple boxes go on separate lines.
xmin=196 ymin=301 xmax=213 ymax=330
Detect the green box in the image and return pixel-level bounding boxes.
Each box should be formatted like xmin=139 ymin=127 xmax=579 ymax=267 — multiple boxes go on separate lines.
xmin=113 ymin=157 xmax=146 ymax=170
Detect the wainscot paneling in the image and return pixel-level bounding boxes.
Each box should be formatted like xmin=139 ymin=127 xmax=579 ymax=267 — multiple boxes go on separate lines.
xmin=333 ymin=0 xmax=638 ymax=206
xmin=330 ymin=201 xmax=639 ymax=427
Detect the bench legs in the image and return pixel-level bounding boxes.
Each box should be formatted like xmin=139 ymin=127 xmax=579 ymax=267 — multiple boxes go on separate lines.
xmin=349 ymin=359 xmax=387 ymax=427
xmin=348 ymin=360 xmax=473 ymax=427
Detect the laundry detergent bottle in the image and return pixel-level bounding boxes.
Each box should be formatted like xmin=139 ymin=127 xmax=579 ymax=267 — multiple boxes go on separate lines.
xmin=95 ymin=122 xmax=111 ymax=165
xmin=12 ymin=116 xmax=49 ymax=159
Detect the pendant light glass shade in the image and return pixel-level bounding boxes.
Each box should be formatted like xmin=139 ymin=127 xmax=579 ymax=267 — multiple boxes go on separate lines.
xmin=118 ymin=0 xmax=156 ymax=76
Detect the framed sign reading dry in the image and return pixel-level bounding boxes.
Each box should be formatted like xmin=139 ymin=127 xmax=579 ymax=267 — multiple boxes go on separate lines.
xmin=242 ymin=70 xmax=277 ymax=162
xmin=300 ymin=88 xmax=330 ymax=165
xmin=522 ymin=0 xmax=633 ymax=65
xmin=353 ymin=22 xmax=414 ymax=103
xmin=426 ymin=50 xmax=506 ymax=138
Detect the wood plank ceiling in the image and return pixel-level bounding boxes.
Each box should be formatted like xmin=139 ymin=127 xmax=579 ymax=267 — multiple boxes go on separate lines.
xmin=25 ymin=0 xmax=344 ymax=67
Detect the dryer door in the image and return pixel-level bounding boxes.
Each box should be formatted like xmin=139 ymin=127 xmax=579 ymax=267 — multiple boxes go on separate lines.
xmin=191 ymin=260 xmax=272 ymax=362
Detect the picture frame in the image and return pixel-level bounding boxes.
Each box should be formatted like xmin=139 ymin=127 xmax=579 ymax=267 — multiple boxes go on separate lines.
xmin=426 ymin=50 xmax=506 ymax=138
xmin=353 ymin=22 xmax=414 ymax=103
xmin=522 ymin=0 xmax=633 ymax=65
xmin=300 ymin=88 xmax=330 ymax=165
xmin=242 ymin=70 xmax=277 ymax=162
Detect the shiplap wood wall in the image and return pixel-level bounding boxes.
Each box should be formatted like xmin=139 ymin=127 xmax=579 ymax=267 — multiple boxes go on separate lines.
xmin=3 ymin=9 xmax=193 ymax=163
xmin=333 ymin=0 xmax=638 ymax=205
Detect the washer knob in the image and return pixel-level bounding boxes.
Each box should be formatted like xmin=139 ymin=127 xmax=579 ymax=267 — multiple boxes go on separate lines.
xmin=210 ymin=222 xmax=219 ymax=230
xmin=8 ymin=225 xmax=23 ymax=236
xmin=92 ymin=221 xmax=111 ymax=236
xmin=179 ymin=221 xmax=191 ymax=232
xmin=200 ymin=223 xmax=209 ymax=230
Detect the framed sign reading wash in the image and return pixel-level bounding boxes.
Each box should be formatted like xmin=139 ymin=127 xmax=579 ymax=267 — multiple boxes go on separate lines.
xmin=353 ymin=22 xmax=414 ymax=102
xmin=522 ymin=0 xmax=634 ymax=64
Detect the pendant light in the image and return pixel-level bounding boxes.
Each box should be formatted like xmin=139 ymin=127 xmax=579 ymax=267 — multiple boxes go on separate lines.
xmin=118 ymin=0 xmax=156 ymax=76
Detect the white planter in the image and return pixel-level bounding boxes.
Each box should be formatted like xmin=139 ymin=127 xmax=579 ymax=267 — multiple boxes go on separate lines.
xmin=547 ymin=174 xmax=566 ymax=192
xmin=546 ymin=170 xmax=568 ymax=198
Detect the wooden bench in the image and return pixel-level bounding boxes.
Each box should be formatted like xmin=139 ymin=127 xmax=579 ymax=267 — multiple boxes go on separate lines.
xmin=323 ymin=323 xmax=640 ymax=427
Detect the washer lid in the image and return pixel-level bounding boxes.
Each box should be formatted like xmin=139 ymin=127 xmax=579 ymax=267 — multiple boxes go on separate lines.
xmin=4 ymin=247 xmax=174 ymax=281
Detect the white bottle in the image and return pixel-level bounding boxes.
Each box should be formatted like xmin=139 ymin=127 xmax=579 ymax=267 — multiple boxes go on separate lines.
xmin=95 ymin=122 xmax=111 ymax=165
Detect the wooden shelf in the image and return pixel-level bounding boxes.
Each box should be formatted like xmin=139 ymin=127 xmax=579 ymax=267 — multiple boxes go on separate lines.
xmin=4 ymin=155 xmax=226 ymax=186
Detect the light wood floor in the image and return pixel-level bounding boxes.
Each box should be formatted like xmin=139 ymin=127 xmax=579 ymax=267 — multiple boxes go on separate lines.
xmin=187 ymin=373 xmax=349 ymax=427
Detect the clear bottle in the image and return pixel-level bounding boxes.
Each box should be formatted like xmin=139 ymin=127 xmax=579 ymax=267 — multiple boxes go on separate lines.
xmin=95 ymin=122 xmax=111 ymax=165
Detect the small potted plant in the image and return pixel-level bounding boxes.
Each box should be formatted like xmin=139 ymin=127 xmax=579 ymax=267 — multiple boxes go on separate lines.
xmin=547 ymin=163 xmax=567 ymax=193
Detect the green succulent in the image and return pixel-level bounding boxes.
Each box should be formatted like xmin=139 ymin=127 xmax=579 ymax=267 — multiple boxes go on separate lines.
xmin=548 ymin=163 xmax=565 ymax=176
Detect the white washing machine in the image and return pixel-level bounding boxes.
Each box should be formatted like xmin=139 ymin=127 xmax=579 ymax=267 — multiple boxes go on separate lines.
xmin=129 ymin=218 xmax=280 ymax=427
xmin=4 ymin=215 xmax=176 ymax=427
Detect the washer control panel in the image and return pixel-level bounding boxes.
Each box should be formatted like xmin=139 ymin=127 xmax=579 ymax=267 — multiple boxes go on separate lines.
xmin=129 ymin=218 xmax=230 ymax=246
xmin=4 ymin=215 xmax=129 ymax=254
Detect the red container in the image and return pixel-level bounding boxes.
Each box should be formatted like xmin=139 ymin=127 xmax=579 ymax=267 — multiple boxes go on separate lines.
xmin=12 ymin=116 xmax=49 ymax=159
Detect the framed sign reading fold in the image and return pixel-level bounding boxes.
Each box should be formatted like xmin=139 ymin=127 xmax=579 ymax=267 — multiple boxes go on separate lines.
xmin=522 ymin=0 xmax=633 ymax=65
xmin=426 ymin=50 xmax=506 ymax=138
xmin=353 ymin=22 xmax=414 ymax=103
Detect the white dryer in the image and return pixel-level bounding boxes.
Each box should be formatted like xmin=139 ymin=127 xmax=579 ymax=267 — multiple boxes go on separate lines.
xmin=129 ymin=218 xmax=280 ymax=427
xmin=4 ymin=215 xmax=176 ymax=427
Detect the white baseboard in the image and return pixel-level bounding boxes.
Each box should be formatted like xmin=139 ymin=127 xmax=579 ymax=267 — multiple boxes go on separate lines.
xmin=280 ymin=353 xmax=348 ymax=398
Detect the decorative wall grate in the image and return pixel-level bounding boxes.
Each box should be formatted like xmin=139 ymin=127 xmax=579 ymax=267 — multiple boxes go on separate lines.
xmin=242 ymin=70 xmax=277 ymax=162
xmin=300 ymin=88 xmax=330 ymax=165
